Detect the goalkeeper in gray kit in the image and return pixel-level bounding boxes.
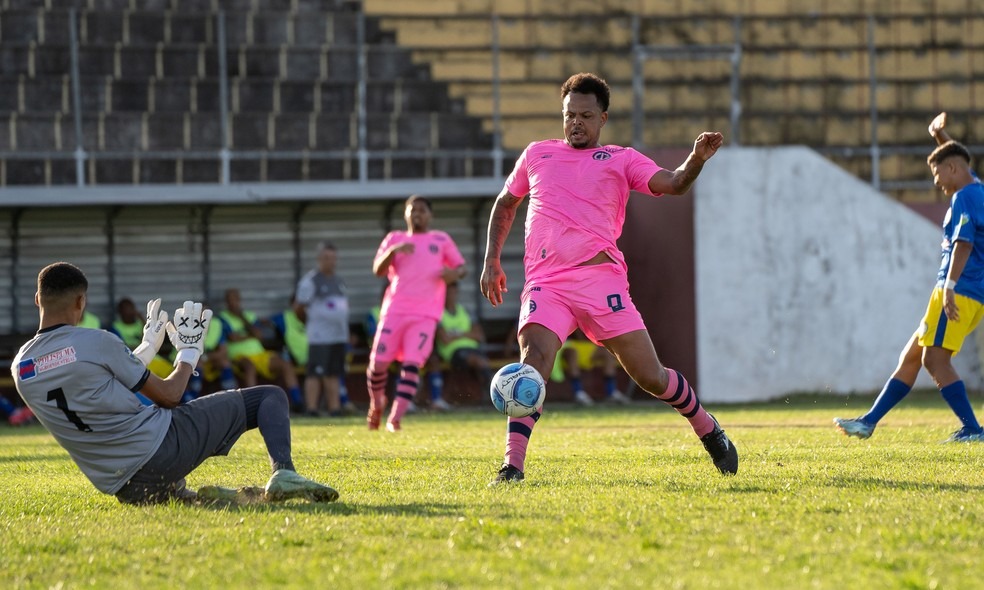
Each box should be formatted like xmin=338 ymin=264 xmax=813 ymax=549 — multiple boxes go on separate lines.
xmin=11 ymin=261 xmax=339 ymax=505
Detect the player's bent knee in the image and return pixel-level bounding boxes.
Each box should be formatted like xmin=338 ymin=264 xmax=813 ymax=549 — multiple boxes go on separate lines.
xmin=241 ymin=385 xmax=288 ymax=429
xmin=635 ymin=366 xmax=669 ymax=395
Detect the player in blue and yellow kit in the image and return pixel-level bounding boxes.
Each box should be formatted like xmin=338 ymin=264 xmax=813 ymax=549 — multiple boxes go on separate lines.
xmin=835 ymin=112 xmax=984 ymax=443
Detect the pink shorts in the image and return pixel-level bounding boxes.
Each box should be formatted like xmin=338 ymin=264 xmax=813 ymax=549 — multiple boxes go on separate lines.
xmin=518 ymin=263 xmax=646 ymax=345
xmin=369 ymin=313 xmax=437 ymax=367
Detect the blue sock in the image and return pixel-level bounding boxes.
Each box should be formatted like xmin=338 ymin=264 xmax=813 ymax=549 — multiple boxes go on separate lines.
xmin=570 ymin=377 xmax=583 ymax=393
xmin=428 ymin=371 xmax=444 ymax=401
xmin=287 ymin=386 xmax=303 ymax=406
xmin=940 ymin=380 xmax=982 ymax=431
xmin=861 ymin=378 xmax=911 ymax=425
xmin=220 ymin=367 xmax=237 ymax=391
xmin=0 ymin=396 xmax=15 ymax=416
xmin=604 ymin=375 xmax=616 ymax=397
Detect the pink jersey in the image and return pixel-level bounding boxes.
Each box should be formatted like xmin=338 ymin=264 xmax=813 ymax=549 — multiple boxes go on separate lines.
xmin=505 ymin=139 xmax=663 ymax=282
xmin=374 ymin=230 xmax=466 ymax=321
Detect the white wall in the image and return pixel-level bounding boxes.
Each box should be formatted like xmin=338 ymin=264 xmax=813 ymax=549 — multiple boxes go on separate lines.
xmin=695 ymin=147 xmax=982 ymax=402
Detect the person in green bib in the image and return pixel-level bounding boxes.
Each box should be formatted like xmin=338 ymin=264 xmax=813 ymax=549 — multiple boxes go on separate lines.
xmin=218 ymin=288 xmax=303 ymax=410
xmin=77 ymin=310 xmax=102 ymax=329
xmin=271 ymin=298 xmax=309 ymax=368
xmin=433 ymin=281 xmax=494 ymax=408
xmin=109 ymin=298 xmax=175 ymax=381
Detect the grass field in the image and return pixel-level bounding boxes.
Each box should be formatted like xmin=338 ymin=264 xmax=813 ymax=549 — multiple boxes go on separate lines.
xmin=2 ymin=392 xmax=982 ymax=589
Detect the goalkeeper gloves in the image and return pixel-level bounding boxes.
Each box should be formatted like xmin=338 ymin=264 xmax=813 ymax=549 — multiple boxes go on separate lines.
xmin=166 ymin=300 xmax=213 ymax=370
xmin=132 ymin=298 xmax=168 ymax=367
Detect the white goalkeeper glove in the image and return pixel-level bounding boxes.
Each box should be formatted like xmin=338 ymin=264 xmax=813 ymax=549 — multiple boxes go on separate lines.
xmin=166 ymin=300 xmax=212 ymax=370
xmin=132 ymin=298 xmax=168 ymax=367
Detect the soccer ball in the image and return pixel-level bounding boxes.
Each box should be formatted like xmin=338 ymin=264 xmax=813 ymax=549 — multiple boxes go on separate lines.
xmin=490 ymin=362 xmax=546 ymax=418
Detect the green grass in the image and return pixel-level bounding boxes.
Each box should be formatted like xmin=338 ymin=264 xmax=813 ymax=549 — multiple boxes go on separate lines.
xmin=2 ymin=392 xmax=983 ymax=589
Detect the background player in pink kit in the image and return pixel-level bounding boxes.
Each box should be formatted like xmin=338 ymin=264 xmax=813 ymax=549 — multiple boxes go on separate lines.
xmin=481 ymin=72 xmax=738 ymax=484
xmin=367 ymin=195 xmax=466 ymax=431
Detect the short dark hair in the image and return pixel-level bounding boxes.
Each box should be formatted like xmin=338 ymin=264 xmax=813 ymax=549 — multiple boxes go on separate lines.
xmin=928 ymin=140 xmax=972 ymax=167
xmin=38 ymin=262 xmax=87 ymax=308
xmin=561 ymin=73 xmax=610 ymax=112
xmin=406 ymin=194 xmax=432 ymax=211
xmin=318 ymin=240 xmax=336 ymax=252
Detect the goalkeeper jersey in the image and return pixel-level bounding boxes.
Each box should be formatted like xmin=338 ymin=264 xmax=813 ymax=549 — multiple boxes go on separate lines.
xmin=11 ymin=324 xmax=170 ymax=494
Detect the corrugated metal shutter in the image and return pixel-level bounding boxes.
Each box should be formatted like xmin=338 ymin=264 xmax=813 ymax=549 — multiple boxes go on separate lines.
xmin=14 ymin=208 xmax=110 ymax=333
xmin=0 ymin=197 xmax=531 ymax=341
xmin=209 ymin=204 xmax=295 ymax=316
xmin=112 ymin=206 xmax=207 ymax=320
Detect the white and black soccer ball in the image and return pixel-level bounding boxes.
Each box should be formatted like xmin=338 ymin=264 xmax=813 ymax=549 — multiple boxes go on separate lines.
xmin=490 ymin=362 xmax=546 ymax=418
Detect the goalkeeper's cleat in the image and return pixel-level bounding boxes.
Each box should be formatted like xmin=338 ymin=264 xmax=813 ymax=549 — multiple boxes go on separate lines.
xmin=197 ymin=485 xmax=266 ymax=505
xmin=8 ymin=406 xmax=34 ymax=426
xmin=488 ymin=463 xmax=525 ymax=487
xmin=431 ymin=397 xmax=453 ymax=412
xmin=700 ymin=416 xmax=738 ymax=475
xmin=943 ymin=426 xmax=984 ymax=443
xmin=264 ymin=469 xmax=339 ymax=503
xmin=833 ymin=416 xmax=876 ymax=439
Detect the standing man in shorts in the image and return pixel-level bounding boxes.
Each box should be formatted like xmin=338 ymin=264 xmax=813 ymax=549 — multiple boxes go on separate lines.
xmin=12 ymin=262 xmax=339 ymax=505
xmin=296 ymin=240 xmax=351 ymax=417
xmin=481 ymin=72 xmax=738 ymax=484
xmin=367 ymin=195 xmax=466 ymax=431
xmin=834 ymin=112 xmax=984 ymax=443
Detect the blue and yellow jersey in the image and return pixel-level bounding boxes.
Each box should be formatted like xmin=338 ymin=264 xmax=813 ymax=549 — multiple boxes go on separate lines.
xmin=938 ymin=181 xmax=984 ymax=303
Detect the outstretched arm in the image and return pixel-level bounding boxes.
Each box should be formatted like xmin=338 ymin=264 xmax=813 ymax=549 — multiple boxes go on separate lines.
xmin=481 ymin=188 xmax=524 ymax=307
xmin=647 ymin=131 xmax=724 ymax=196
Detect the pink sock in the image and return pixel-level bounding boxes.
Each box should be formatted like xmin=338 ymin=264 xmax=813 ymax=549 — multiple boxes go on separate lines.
xmin=658 ymin=368 xmax=715 ymax=437
xmin=388 ymin=364 xmax=420 ymax=424
xmin=504 ymin=408 xmax=542 ymax=472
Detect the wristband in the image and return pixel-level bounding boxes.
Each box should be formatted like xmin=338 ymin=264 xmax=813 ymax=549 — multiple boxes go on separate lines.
xmin=944 ymin=279 xmax=957 ymax=291
xmin=174 ymin=348 xmax=201 ymax=369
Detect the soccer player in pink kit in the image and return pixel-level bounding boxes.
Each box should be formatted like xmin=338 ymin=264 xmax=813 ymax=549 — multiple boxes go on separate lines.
xmin=481 ymin=72 xmax=738 ymax=484
xmin=368 ymin=195 xmax=466 ymax=431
